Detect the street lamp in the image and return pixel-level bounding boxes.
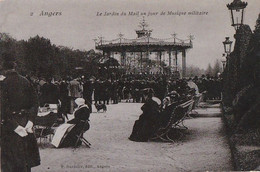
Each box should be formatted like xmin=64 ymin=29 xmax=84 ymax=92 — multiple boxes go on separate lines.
xmin=227 ymin=0 xmax=248 ymax=30
xmin=223 ymin=37 xmax=233 ymax=54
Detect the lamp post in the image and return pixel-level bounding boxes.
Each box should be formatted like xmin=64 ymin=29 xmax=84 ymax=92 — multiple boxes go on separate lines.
xmin=221 ymin=53 xmax=227 ymax=71
xmin=227 ymin=0 xmax=248 ymax=30
xmin=223 ymin=37 xmax=233 ymax=71
xmin=223 ymin=37 xmax=233 ymax=55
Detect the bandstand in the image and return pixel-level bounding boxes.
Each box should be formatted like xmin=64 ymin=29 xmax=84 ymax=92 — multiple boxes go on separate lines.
xmin=94 ymin=18 xmax=193 ymax=77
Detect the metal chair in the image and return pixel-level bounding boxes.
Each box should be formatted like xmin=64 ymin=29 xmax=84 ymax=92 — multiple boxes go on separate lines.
xmin=34 ymin=123 xmax=57 ymax=146
xmin=74 ymin=121 xmax=91 ymax=148
xmin=150 ymin=99 xmax=194 ymax=142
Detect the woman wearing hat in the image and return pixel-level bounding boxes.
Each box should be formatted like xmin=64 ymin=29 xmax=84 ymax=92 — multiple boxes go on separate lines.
xmin=52 ymin=98 xmax=90 ymax=148
xmin=159 ymin=95 xmax=179 ymax=128
xmin=129 ymin=89 xmax=161 ymax=142
xmin=1 ymin=53 xmax=40 ymax=172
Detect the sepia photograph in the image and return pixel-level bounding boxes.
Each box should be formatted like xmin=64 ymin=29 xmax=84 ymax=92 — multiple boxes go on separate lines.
xmin=0 ymin=0 xmax=259 ymax=171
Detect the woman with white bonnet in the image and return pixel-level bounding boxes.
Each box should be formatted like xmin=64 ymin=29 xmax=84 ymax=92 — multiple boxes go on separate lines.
xmin=52 ymin=98 xmax=90 ymax=148
xmin=67 ymin=98 xmax=90 ymax=124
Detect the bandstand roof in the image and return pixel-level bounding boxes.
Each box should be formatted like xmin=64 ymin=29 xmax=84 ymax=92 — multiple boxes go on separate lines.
xmin=95 ymin=18 xmax=193 ymax=53
xmin=95 ymin=36 xmax=193 ymax=52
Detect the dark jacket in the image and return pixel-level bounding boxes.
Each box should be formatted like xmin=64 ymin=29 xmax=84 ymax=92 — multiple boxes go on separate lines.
xmin=129 ymin=97 xmax=160 ymax=142
xmin=40 ymin=82 xmax=60 ymax=105
xmin=1 ymin=70 xmax=40 ymax=172
xmin=159 ymin=103 xmax=178 ymax=127
xmin=83 ymin=80 xmax=93 ymax=101
xmin=67 ymin=105 xmax=90 ymax=125
xmin=60 ymin=105 xmax=90 ymax=147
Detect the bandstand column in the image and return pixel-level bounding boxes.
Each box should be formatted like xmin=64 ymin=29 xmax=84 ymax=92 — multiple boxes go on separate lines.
xmin=147 ymin=51 xmax=150 ymax=74
xmin=159 ymin=51 xmax=162 ymax=73
xmin=182 ymin=49 xmax=186 ymax=78
xmin=168 ymin=50 xmax=171 ymax=73
xmin=175 ymin=50 xmax=178 ymax=71
xmin=121 ymin=51 xmax=126 ymax=67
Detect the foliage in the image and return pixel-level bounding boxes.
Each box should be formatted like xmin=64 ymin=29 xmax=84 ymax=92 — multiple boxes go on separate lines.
xmin=204 ymin=60 xmax=222 ymax=77
xmin=185 ymin=65 xmax=205 ymax=77
xmin=222 ymin=14 xmax=260 ymax=130
xmin=213 ymin=59 xmax=222 ymax=77
xmin=0 ymin=33 xmax=103 ymax=79
xmin=0 ymin=33 xmax=16 ymax=71
xmin=205 ymin=63 xmax=213 ymax=76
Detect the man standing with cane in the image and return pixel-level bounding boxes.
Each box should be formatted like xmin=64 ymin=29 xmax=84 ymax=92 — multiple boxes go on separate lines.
xmin=1 ymin=53 xmax=40 ymax=172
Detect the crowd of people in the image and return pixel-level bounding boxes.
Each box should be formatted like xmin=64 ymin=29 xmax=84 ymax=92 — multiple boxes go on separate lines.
xmin=26 ymin=74 xmax=222 ymax=117
xmin=0 ymin=53 xmax=223 ymax=171
xmin=25 ymin=73 xmax=222 ymax=143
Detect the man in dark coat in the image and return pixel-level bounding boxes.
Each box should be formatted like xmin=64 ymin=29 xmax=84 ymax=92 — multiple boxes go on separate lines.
xmin=94 ymin=80 xmax=101 ymax=104
xmin=83 ymin=78 xmax=93 ymax=113
xmin=111 ymin=80 xmax=119 ymax=104
xmin=59 ymin=80 xmax=70 ymax=120
xmin=103 ymin=79 xmax=111 ymax=104
xmin=1 ymin=57 xmax=40 ymax=172
xmin=39 ymin=78 xmax=60 ymax=106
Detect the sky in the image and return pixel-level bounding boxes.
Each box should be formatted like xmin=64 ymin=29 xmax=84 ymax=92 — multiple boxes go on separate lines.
xmin=0 ymin=0 xmax=259 ymax=69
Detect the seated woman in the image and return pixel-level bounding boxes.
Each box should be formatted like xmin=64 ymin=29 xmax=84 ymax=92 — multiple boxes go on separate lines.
xmin=52 ymin=98 xmax=90 ymax=148
xmin=129 ymin=88 xmax=161 ymax=142
xmin=159 ymin=97 xmax=175 ymax=128
xmin=159 ymin=91 xmax=180 ymax=128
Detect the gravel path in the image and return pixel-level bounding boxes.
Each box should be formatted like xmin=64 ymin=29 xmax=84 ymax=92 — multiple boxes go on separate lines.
xmin=32 ymin=103 xmax=233 ymax=172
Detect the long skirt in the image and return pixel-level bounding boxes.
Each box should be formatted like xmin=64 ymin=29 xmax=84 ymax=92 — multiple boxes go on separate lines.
xmin=129 ymin=119 xmax=156 ymax=142
xmin=1 ymin=132 xmax=40 ymax=172
xmin=52 ymin=122 xmax=90 ymax=148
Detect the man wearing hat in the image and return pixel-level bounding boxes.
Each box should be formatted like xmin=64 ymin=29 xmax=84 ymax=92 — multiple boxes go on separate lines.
xmin=1 ymin=53 xmax=40 ymax=172
xmin=83 ymin=78 xmax=94 ymax=113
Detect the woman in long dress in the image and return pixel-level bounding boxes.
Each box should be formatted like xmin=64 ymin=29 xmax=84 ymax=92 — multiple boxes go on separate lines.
xmin=129 ymin=89 xmax=161 ymax=142
xmin=52 ymin=98 xmax=90 ymax=148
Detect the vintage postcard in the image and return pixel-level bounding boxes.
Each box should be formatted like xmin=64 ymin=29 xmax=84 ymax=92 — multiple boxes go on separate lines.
xmin=0 ymin=0 xmax=259 ymax=171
